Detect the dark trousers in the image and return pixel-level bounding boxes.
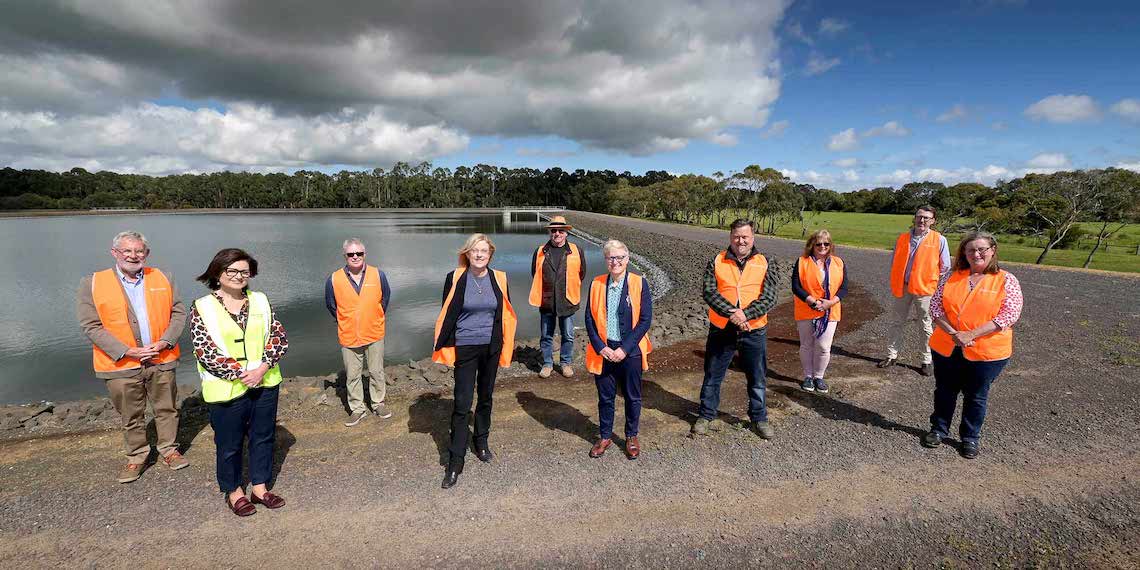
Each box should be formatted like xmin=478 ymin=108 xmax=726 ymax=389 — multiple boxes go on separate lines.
xmin=930 ymin=348 xmax=1008 ymax=443
xmin=208 ymin=386 xmax=279 ymax=493
xmin=698 ymin=325 xmax=768 ymax=423
xmin=595 ymin=340 xmax=643 ymax=440
xmin=449 ymin=344 xmax=500 ymax=470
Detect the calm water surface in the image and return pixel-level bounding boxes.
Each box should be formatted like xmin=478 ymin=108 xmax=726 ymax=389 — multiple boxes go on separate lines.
xmin=0 ymin=211 xmax=600 ymax=404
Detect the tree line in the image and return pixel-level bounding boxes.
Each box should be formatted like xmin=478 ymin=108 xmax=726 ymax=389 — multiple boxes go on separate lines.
xmin=2 ymin=163 xmax=1137 ymax=266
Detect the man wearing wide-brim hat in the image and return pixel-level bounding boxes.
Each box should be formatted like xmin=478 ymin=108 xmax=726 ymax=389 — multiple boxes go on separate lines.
xmin=528 ymin=215 xmax=587 ymax=378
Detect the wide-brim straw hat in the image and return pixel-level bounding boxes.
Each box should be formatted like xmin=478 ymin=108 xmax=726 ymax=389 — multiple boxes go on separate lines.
xmin=545 ymin=215 xmax=573 ymax=231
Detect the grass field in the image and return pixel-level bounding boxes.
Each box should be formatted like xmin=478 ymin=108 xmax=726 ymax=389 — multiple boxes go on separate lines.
xmin=693 ymin=211 xmax=1140 ymax=273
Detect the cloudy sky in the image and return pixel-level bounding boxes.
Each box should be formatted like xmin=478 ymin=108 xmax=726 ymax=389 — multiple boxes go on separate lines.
xmin=1 ymin=0 xmax=1137 ymax=190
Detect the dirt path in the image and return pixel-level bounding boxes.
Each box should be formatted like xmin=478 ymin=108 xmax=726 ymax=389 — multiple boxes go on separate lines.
xmin=2 ymin=212 xmax=1138 ymax=568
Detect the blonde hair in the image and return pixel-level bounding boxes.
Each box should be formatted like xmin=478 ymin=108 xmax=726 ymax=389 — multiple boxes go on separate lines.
xmin=457 ymin=233 xmax=495 ymax=268
xmin=803 ymin=229 xmax=834 ymax=258
xmin=602 ymin=239 xmax=629 ymax=257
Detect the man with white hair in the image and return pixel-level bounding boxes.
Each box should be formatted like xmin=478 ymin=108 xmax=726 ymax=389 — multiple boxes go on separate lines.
xmin=326 ymin=237 xmax=392 ymax=426
xmin=77 ymin=231 xmax=188 ymax=483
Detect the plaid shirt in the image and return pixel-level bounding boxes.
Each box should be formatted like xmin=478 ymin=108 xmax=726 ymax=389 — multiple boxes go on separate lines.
xmin=703 ymin=247 xmax=778 ymax=327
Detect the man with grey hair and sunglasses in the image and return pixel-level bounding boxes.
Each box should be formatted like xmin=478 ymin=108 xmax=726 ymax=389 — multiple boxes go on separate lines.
xmin=326 ymin=238 xmax=392 ymax=427
xmin=77 ymin=231 xmax=188 ymax=483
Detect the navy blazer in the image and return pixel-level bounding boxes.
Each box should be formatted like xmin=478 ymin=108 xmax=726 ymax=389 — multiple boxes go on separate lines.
xmin=584 ymin=272 xmax=653 ymax=358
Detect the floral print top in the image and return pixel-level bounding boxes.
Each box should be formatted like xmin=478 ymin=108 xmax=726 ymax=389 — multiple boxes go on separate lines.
xmin=189 ymin=292 xmax=288 ymax=380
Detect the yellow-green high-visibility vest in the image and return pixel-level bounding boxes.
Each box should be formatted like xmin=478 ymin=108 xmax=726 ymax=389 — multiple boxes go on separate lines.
xmin=194 ymin=291 xmax=283 ymax=403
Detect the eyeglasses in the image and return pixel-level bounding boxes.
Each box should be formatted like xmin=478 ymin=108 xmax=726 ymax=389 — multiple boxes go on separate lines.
xmin=345 ymin=252 xmax=365 ymax=258
xmin=549 ymin=229 xmax=567 ymax=234
xmin=606 ymin=255 xmax=628 ymax=263
xmin=114 ymin=248 xmax=148 ymax=257
xmin=966 ymin=247 xmax=993 ymax=256
xmin=915 ymin=216 xmax=934 ymax=222
xmin=223 ymin=268 xmax=252 ymax=278
xmin=814 ymin=242 xmax=831 ymax=247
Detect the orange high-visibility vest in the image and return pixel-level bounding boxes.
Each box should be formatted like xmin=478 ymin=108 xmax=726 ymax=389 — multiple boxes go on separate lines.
xmin=331 ymin=266 xmax=386 ymax=348
xmin=929 ymin=270 xmax=1014 ymax=362
xmin=90 ymin=268 xmax=181 ymax=373
xmin=708 ymin=251 xmax=769 ymax=330
xmin=793 ymin=256 xmax=845 ymax=322
xmin=584 ymin=273 xmax=652 ymax=375
xmin=432 ymin=267 xmax=517 ymax=368
xmin=528 ymin=242 xmax=582 ymax=307
xmin=890 ymin=230 xmax=942 ymax=297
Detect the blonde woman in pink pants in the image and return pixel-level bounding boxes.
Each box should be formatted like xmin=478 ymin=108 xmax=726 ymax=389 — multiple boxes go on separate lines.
xmin=791 ymin=230 xmax=848 ymax=394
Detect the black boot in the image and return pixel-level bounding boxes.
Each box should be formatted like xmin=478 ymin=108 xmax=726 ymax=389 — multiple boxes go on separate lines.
xmin=441 ymin=459 xmax=464 ymax=489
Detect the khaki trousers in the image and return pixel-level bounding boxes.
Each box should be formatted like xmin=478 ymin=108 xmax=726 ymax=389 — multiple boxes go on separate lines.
xmin=105 ymin=367 xmax=180 ymax=464
xmin=885 ymin=292 xmax=934 ymax=364
xmin=342 ymin=340 xmax=386 ymax=414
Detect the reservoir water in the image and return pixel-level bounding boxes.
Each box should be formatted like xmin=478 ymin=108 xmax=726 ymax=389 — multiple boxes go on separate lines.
xmin=0 ymin=211 xmax=601 ymax=404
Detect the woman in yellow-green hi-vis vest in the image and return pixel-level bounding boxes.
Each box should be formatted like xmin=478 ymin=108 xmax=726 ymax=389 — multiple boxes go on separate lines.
xmin=190 ymin=248 xmax=289 ymax=517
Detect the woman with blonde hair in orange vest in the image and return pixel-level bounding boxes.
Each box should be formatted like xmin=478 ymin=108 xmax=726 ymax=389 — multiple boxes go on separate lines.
xmin=922 ymin=231 xmax=1022 ymax=459
xmin=792 ymin=229 xmax=849 ymax=394
xmin=432 ymin=233 xmax=517 ymax=489
xmin=584 ymin=240 xmax=653 ymax=460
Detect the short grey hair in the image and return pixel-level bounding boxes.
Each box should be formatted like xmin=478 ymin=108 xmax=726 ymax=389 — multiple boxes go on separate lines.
xmin=601 ymin=239 xmax=628 ymax=257
xmin=112 ymin=231 xmax=148 ymax=250
xmin=342 ymin=238 xmax=365 ymax=252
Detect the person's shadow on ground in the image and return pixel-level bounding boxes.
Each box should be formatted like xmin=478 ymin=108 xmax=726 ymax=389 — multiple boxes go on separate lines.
xmin=517 ymin=391 xmax=597 ymax=444
xmin=407 ymin=392 xmax=452 ymax=466
xmin=769 ymin=384 xmax=926 ymax=439
xmin=269 ymin=425 xmax=296 ymax=489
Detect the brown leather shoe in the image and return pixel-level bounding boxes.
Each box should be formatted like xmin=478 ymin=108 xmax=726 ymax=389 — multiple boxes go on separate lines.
xmin=116 ymin=462 xmax=146 ymax=484
xmin=226 ymin=495 xmax=256 ymax=517
xmin=625 ymin=436 xmax=640 ymax=460
xmin=161 ymin=450 xmax=189 ymax=470
xmin=589 ymin=438 xmax=612 ymax=458
xmin=250 ymin=491 xmax=286 ymax=509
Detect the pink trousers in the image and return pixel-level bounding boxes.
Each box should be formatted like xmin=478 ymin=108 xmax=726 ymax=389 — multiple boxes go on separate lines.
xmin=796 ymin=320 xmax=838 ymax=379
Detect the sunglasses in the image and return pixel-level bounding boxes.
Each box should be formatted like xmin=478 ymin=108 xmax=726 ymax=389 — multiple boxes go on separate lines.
xmin=814 ymin=242 xmax=831 ymax=247
xmin=549 ymin=229 xmax=567 ymax=234
xmin=345 ymin=252 xmax=365 ymax=258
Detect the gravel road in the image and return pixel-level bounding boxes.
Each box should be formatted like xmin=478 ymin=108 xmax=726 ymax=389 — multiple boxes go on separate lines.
xmin=1 ymin=211 xmax=1137 ymax=568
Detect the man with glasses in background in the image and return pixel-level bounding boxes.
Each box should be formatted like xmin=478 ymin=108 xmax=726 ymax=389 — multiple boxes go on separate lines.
xmin=529 ymin=215 xmax=586 ymax=379
xmin=879 ymin=206 xmax=951 ymax=376
xmin=326 ymin=238 xmax=392 ymax=426
xmin=77 ymin=230 xmax=188 ymax=483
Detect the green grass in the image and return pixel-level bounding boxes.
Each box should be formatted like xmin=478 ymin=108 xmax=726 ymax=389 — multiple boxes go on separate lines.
xmin=689 ymin=211 xmax=1140 ymax=273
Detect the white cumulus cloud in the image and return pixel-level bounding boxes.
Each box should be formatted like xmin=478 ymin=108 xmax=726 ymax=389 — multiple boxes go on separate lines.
xmin=863 ymin=121 xmax=911 ymax=137
xmin=760 ymin=120 xmax=789 ymax=139
xmin=818 ymin=18 xmax=850 ymax=35
xmin=0 ymin=104 xmax=470 ymax=174
xmin=1110 ymin=98 xmax=1140 ymax=122
xmin=936 ymin=104 xmax=969 ymax=123
xmin=827 ymin=128 xmax=859 ymax=151
xmin=1024 ymin=152 xmax=1071 ymax=173
xmin=805 ymin=54 xmax=841 ymax=76
xmin=831 ymin=157 xmax=859 ymax=167
xmin=1024 ymin=94 xmax=1101 ymax=123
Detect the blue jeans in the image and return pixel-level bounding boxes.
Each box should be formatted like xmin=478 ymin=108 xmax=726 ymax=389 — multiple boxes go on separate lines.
xmin=595 ymin=340 xmax=643 ymax=440
xmin=698 ymin=326 xmax=768 ymax=423
xmin=930 ymin=348 xmax=1008 ymax=443
xmin=208 ymin=386 xmax=279 ymax=493
xmin=539 ymin=312 xmax=575 ymax=367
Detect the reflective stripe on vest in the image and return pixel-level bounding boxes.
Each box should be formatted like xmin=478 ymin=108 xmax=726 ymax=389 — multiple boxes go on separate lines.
xmin=707 ymin=251 xmax=769 ymax=330
xmin=331 ymin=266 xmax=386 ymax=347
xmin=793 ymin=256 xmax=844 ymax=322
xmin=929 ymin=270 xmax=1014 ymax=362
xmin=528 ymin=242 xmax=582 ymax=307
xmin=91 ymin=267 xmax=180 ymax=373
xmin=432 ymin=268 xmax=517 ymax=368
xmin=194 ymin=291 xmax=283 ymax=403
xmin=890 ymin=230 xmax=942 ymax=297
xmin=584 ymin=273 xmax=652 ymax=375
